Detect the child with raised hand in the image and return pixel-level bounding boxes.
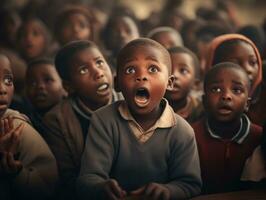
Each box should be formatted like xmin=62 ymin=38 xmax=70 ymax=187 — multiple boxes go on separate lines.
xmin=24 ymin=57 xmax=66 ymax=135
xmin=43 ymin=40 xmax=121 ymax=199
xmin=147 ymin=26 xmax=184 ymax=49
xmin=0 ymin=54 xmax=58 ymax=199
xmin=17 ymin=18 xmax=52 ymax=63
xmin=206 ymin=33 xmax=263 ymax=126
xmin=165 ymin=46 xmax=203 ymax=123
xmin=54 ymin=5 xmax=94 ymax=46
xmin=77 ymin=38 xmax=202 ymax=200
xmin=192 ymin=62 xmax=262 ymax=194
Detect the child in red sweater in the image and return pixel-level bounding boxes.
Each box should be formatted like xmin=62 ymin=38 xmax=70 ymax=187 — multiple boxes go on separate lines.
xmin=192 ymin=62 xmax=262 ymax=194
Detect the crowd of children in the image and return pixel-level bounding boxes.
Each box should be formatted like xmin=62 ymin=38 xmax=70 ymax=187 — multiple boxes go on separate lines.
xmin=0 ymin=0 xmax=266 ymax=199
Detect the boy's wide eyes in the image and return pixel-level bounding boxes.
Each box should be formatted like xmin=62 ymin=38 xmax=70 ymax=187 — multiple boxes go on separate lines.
xmin=79 ymin=66 xmax=89 ymax=74
xmin=211 ymin=87 xmax=221 ymax=93
xmin=232 ymin=87 xmax=244 ymax=94
xmin=148 ymin=65 xmax=159 ymax=73
xmin=125 ymin=67 xmax=135 ymax=74
xmin=96 ymin=60 xmax=104 ymax=66
xmin=3 ymin=75 xmax=13 ymax=85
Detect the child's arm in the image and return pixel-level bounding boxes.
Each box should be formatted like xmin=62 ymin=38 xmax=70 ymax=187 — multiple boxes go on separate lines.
xmin=11 ymin=117 xmax=58 ymax=199
xmin=164 ymin=124 xmax=202 ymax=199
xmin=77 ymin=113 xmax=125 ymax=200
xmin=0 ymin=118 xmax=24 ymax=176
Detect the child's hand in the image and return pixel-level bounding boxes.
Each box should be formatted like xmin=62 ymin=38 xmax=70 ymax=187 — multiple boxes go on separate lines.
xmin=0 ymin=152 xmax=23 ymax=175
xmin=0 ymin=117 xmax=24 ymax=153
xmin=130 ymin=183 xmax=170 ymax=200
xmin=103 ymin=179 xmax=127 ymax=200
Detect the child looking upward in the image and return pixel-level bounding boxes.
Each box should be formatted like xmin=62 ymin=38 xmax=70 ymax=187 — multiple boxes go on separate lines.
xmin=43 ymin=40 xmax=121 ymax=199
xmin=165 ymin=46 xmax=203 ymax=123
xmin=192 ymin=62 xmax=262 ymax=194
xmin=0 ymin=54 xmax=58 ymax=199
xmin=77 ymin=38 xmax=202 ymax=200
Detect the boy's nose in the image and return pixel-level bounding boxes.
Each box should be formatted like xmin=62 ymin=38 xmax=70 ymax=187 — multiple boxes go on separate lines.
xmin=94 ymin=68 xmax=104 ymax=80
xmin=221 ymin=91 xmax=232 ymax=101
xmin=136 ymin=77 xmax=148 ymax=82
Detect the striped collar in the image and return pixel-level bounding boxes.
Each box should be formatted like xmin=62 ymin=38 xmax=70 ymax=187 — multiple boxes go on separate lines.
xmin=206 ymin=114 xmax=250 ymax=144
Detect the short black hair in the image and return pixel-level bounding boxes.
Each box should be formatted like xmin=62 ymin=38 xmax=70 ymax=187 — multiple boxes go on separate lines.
xmin=28 ymin=57 xmax=54 ymax=69
xmin=116 ymin=38 xmax=171 ymax=75
xmin=168 ymin=46 xmax=200 ymax=79
xmin=204 ymin=62 xmax=251 ymax=92
xmin=55 ymin=40 xmax=97 ymax=81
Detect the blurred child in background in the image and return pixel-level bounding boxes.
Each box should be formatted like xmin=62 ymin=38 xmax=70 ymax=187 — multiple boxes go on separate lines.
xmin=0 ymin=54 xmax=58 ymax=200
xmin=165 ymin=46 xmax=203 ymax=123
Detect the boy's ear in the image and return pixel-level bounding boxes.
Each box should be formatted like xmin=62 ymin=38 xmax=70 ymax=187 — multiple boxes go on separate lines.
xmin=244 ymin=97 xmax=252 ymax=112
xmin=63 ymin=80 xmax=75 ymax=95
xmin=114 ymin=75 xmax=121 ymax=92
xmin=166 ymin=75 xmax=175 ymax=91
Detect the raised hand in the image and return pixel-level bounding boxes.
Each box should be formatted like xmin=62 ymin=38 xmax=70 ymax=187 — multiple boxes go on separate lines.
xmin=0 ymin=117 xmax=24 ymax=153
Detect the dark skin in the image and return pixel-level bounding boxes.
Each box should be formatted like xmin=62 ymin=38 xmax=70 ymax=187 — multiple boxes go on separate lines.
xmin=111 ymin=45 xmax=173 ymax=200
xmin=0 ymin=55 xmax=25 ymax=175
xmin=65 ymin=47 xmax=113 ymax=111
xmin=165 ymin=52 xmax=196 ymax=113
xmin=203 ymin=66 xmax=250 ymax=139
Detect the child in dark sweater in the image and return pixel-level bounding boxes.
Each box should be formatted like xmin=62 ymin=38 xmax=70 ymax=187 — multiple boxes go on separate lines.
xmin=43 ymin=40 xmax=121 ymax=199
xmin=77 ymin=38 xmax=202 ymax=200
xmin=192 ymin=62 xmax=262 ymax=194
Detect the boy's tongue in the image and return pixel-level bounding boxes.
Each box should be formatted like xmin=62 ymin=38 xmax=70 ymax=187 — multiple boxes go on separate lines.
xmin=134 ymin=88 xmax=150 ymax=107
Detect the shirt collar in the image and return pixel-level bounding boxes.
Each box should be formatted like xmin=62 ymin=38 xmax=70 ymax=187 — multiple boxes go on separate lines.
xmin=206 ymin=114 xmax=250 ymax=144
xmin=118 ymin=98 xmax=177 ymax=130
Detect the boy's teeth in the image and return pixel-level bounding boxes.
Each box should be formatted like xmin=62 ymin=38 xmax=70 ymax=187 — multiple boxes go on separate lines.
xmin=98 ymin=84 xmax=108 ymax=91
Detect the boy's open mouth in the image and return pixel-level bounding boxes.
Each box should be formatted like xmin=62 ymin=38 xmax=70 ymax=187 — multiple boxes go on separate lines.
xmin=134 ymin=88 xmax=150 ymax=107
xmin=96 ymin=83 xmax=110 ymax=95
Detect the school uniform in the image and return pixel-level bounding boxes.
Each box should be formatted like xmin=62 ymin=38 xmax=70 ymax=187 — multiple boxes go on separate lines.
xmin=192 ymin=115 xmax=262 ymax=194
xmin=77 ymin=99 xmax=202 ymax=200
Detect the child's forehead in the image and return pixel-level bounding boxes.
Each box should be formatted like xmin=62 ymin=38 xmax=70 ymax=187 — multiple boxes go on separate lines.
xmin=209 ymin=67 xmax=248 ymax=83
xmin=73 ymin=46 xmax=100 ymax=58
xmin=0 ymin=55 xmax=11 ymax=69
xmin=122 ymin=45 xmax=164 ymax=61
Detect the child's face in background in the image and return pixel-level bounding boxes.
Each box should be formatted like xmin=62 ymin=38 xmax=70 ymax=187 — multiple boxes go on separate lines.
xmin=0 ymin=56 xmax=14 ymax=118
xmin=68 ymin=47 xmax=113 ymax=110
xmin=165 ymin=52 xmax=195 ymax=102
xmin=153 ymin=32 xmax=181 ymax=49
xmin=116 ymin=45 xmax=171 ymax=116
xmin=204 ymin=67 xmax=249 ymax=122
xmin=61 ymin=13 xmax=91 ymax=45
xmin=218 ymin=41 xmax=259 ymax=85
xmin=26 ymin=64 xmax=66 ymax=112
xmin=109 ymin=16 xmax=139 ymax=51
xmin=18 ymin=20 xmax=47 ymax=60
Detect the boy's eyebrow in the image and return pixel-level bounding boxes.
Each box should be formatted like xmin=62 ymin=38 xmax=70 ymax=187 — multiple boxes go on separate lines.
xmin=232 ymin=80 xmax=245 ymax=86
xmin=93 ymin=56 xmax=103 ymax=61
xmin=123 ymin=55 xmax=159 ymax=63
